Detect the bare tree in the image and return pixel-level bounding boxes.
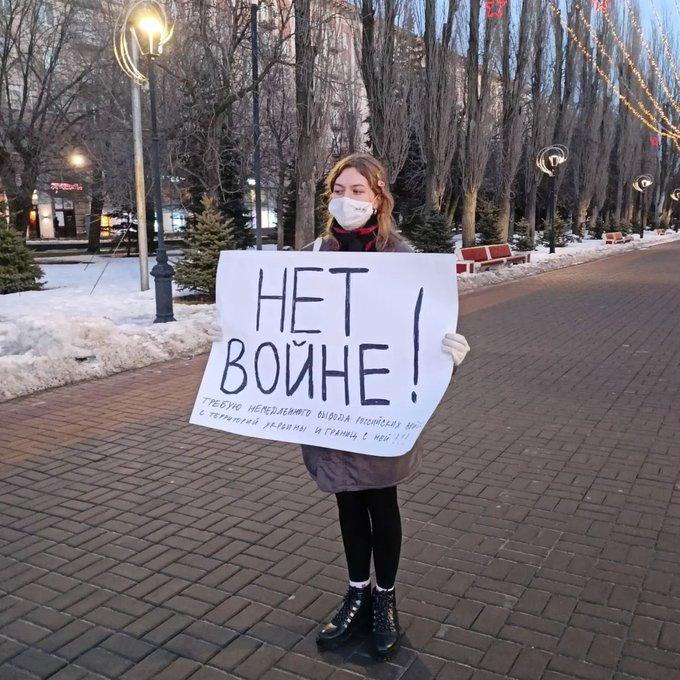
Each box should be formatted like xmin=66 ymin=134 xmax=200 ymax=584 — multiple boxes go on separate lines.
xmin=460 ymin=1 xmax=501 ymax=247
xmin=358 ymin=0 xmax=413 ymax=182
xmin=420 ymin=0 xmax=463 ymax=212
xmin=523 ymin=0 xmax=551 ymax=238
xmin=0 ymin=0 xmax=102 ymax=236
xmin=495 ymin=0 xmax=533 ymax=241
xmin=572 ymin=6 xmax=615 ymax=233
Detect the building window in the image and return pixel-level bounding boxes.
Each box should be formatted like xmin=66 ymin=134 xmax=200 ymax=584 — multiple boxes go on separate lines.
xmin=171 ymin=210 xmax=186 ymax=233
xmin=38 ymin=3 xmax=55 ymax=26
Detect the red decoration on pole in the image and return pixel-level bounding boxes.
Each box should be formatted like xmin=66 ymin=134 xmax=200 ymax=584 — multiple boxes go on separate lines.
xmin=592 ymin=0 xmax=608 ymax=12
xmin=650 ymin=136 xmax=660 ymax=148
xmin=485 ymin=0 xmax=508 ymax=19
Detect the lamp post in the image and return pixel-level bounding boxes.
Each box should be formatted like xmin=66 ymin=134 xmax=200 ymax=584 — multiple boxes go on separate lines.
xmin=671 ymin=188 xmax=680 ymax=232
xmin=536 ymin=145 xmax=569 ymax=254
xmin=250 ymin=0 xmax=263 ymax=250
xmin=633 ymin=174 xmax=654 ymax=239
xmin=114 ymin=1 xmax=174 ymax=322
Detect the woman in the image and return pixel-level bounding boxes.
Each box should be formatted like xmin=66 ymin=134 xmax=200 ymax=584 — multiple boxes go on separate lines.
xmin=301 ymin=153 xmax=470 ymax=658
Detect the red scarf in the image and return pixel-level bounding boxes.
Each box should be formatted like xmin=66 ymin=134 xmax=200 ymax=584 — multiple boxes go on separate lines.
xmin=331 ymin=219 xmax=379 ymax=252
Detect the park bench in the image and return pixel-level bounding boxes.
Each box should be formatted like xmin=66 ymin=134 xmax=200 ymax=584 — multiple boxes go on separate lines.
xmin=603 ymin=231 xmax=633 ymax=245
xmin=458 ymin=243 xmax=531 ymax=273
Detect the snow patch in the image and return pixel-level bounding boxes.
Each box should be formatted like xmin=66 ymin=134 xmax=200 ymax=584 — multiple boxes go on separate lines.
xmin=1 ymin=234 xmax=678 ymax=401
xmin=0 ymin=256 xmax=215 ymax=402
xmin=457 ymin=231 xmax=680 ymax=292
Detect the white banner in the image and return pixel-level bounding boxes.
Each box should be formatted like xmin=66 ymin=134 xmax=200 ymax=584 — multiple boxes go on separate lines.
xmin=191 ymin=250 xmax=458 ymax=456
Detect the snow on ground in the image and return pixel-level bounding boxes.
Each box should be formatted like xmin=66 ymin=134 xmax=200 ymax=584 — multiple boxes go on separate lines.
xmin=1 ymin=233 xmax=679 ymax=401
xmin=456 ymin=230 xmax=680 ymax=292
xmin=0 ymin=254 xmax=216 ymax=401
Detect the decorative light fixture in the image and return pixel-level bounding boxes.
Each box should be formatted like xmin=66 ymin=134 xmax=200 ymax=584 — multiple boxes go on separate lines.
xmin=633 ymin=175 xmax=654 ymax=239
xmin=115 ymin=0 xmax=175 ymax=322
xmin=536 ymin=145 xmax=569 ymax=177
xmin=114 ymin=1 xmax=174 ymax=85
xmin=536 ymin=145 xmax=569 ymax=254
xmin=633 ymin=175 xmax=654 ymax=193
xmin=485 ymin=0 xmax=508 ymax=19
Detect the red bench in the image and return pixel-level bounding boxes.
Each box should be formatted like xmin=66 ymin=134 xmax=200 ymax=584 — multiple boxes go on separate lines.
xmin=603 ymin=231 xmax=633 ymax=244
xmin=458 ymin=244 xmax=531 ymax=273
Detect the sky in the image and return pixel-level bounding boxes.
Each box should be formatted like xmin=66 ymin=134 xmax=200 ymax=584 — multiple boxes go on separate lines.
xmin=638 ymin=0 xmax=678 ymax=30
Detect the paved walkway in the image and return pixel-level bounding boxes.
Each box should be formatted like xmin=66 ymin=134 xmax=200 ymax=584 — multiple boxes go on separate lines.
xmin=2 ymin=243 xmax=680 ymax=680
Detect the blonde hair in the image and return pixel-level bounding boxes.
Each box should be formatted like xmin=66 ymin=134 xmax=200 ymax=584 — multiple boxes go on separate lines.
xmin=323 ymin=153 xmax=397 ymax=250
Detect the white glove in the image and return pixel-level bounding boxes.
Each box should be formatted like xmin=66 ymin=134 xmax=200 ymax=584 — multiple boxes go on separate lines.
xmin=206 ymin=321 xmax=224 ymax=343
xmin=442 ymin=332 xmax=470 ymax=367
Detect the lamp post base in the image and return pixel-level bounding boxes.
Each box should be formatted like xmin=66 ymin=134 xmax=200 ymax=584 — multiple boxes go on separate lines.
xmin=151 ymin=249 xmax=176 ymax=323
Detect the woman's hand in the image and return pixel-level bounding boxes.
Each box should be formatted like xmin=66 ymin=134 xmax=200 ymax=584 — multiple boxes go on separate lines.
xmin=442 ymin=332 xmax=470 ymax=367
xmin=206 ymin=320 xmax=224 ymax=343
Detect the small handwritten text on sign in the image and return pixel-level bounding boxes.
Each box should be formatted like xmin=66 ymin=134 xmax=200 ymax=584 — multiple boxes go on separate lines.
xmin=191 ymin=251 xmax=458 ymax=456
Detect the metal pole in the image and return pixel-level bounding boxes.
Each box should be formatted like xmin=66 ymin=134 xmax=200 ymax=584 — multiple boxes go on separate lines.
xmin=130 ymin=38 xmax=149 ymax=292
xmin=638 ymin=190 xmax=644 ymax=239
xmin=147 ymin=54 xmax=175 ymax=323
xmin=548 ymin=173 xmax=557 ymax=254
xmin=251 ymin=0 xmax=263 ymax=250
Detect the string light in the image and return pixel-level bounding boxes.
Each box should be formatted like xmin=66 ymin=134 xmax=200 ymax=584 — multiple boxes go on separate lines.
xmin=550 ymin=1 xmax=680 ymax=149
xmin=624 ymin=0 xmax=680 ymax=119
xmin=650 ymin=0 xmax=680 ymax=94
xmin=578 ymin=2 xmax=680 ymax=136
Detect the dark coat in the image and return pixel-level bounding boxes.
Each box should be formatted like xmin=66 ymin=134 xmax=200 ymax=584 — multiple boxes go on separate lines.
xmin=299 ymin=232 xmax=423 ymax=493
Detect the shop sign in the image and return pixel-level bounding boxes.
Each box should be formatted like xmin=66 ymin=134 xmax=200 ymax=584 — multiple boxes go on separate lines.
xmin=50 ymin=182 xmax=83 ymax=192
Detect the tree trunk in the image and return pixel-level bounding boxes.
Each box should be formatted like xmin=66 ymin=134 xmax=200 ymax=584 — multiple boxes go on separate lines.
xmin=575 ymin=200 xmax=588 ymax=236
xmin=462 ymin=189 xmax=478 ymax=247
xmin=425 ymin=174 xmax=442 ymax=213
xmin=87 ymin=168 xmax=105 ymax=254
xmin=293 ymin=0 xmax=317 ymax=250
xmin=497 ymin=194 xmax=511 ymax=243
xmin=5 ymin=190 xmax=33 ymax=238
xmin=525 ymin=185 xmax=537 ymax=239
xmin=589 ymin=204 xmax=600 ymax=232
xmin=276 ymin=167 xmax=286 ymax=250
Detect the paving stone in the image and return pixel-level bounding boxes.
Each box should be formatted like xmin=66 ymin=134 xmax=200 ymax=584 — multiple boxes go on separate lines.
xmin=3 ymin=243 xmax=680 ymax=680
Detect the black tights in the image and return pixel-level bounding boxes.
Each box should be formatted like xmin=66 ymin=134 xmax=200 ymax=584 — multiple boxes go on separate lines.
xmin=335 ymin=486 xmax=402 ymax=590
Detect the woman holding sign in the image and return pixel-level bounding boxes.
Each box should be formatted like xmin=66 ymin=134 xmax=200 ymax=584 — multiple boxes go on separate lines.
xmin=302 ymin=153 xmax=470 ymax=658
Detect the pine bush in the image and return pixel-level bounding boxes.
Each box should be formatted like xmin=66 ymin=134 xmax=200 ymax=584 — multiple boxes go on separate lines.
xmin=476 ymin=203 xmax=502 ymax=245
xmin=175 ymin=195 xmax=235 ymax=299
xmin=398 ymin=207 xmax=453 ymax=253
xmin=512 ymin=218 xmax=536 ymax=251
xmin=0 ymin=202 xmax=43 ymax=294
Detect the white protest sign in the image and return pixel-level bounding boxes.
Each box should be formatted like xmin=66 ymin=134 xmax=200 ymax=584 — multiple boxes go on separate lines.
xmin=191 ymin=250 xmax=458 ymax=456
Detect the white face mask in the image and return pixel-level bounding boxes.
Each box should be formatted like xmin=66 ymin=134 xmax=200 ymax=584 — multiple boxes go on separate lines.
xmin=328 ymin=197 xmax=375 ymax=230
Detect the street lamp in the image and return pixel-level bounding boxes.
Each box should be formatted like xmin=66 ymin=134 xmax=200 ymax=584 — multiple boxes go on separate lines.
xmin=671 ymin=188 xmax=680 ymax=232
xmin=536 ymin=145 xmax=569 ymax=254
xmin=115 ymin=0 xmax=174 ymax=321
xmin=633 ymin=174 xmax=654 ymax=239
xmin=70 ymin=152 xmax=87 ymax=168
xmin=250 ymin=0 xmax=263 ymax=250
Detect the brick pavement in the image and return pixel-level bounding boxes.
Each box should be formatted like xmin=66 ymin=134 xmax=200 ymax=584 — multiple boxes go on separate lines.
xmin=1 ymin=242 xmax=680 ymax=680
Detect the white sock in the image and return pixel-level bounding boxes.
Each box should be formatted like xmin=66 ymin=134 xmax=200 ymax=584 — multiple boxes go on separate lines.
xmin=349 ymin=579 xmax=370 ymax=589
xmin=376 ymin=585 xmax=394 ymax=592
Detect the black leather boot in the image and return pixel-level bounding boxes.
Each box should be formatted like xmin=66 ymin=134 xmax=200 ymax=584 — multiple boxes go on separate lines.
xmin=316 ymin=584 xmax=372 ymax=649
xmin=372 ymin=587 xmax=401 ymax=659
